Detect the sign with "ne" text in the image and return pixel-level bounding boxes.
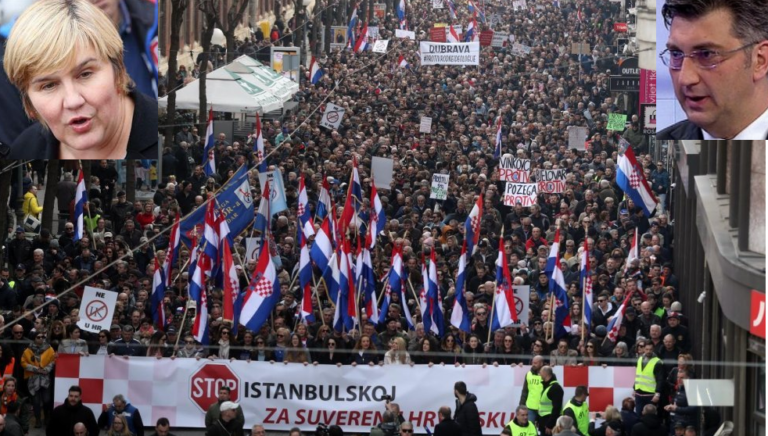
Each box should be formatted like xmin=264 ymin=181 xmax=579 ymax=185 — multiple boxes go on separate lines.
xmin=77 ymin=286 xmax=118 ymax=333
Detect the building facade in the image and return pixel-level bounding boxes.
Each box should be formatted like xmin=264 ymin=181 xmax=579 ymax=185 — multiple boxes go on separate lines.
xmin=670 ymin=141 xmax=765 ymax=436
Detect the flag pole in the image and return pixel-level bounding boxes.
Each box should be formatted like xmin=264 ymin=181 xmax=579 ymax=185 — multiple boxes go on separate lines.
xmin=79 ymin=160 xmax=97 ymax=251
xmin=487 ymin=283 xmax=496 ymax=344
xmin=172 ymin=303 xmax=191 ymax=356
xmin=547 ymin=292 xmax=555 ymax=343
xmin=312 ymin=277 xmax=327 ymax=327
xmin=581 ymin=274 xmax=586 ymax=344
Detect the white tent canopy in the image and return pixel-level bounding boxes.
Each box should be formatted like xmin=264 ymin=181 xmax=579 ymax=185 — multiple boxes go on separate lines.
xmin=159 ymin=58 xmax=298 ymax=114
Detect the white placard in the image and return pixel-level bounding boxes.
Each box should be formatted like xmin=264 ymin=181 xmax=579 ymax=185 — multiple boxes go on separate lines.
xmin=503 ymin=183 xmax=538 ymax=207
xmin=536 ymin=169 xmax=567 ymax=194
xmin=395 ymin=29 xmax=416 ymax=40
xmin=54 ymin=356 xmax=637 ymax=433
xmin=568 ymin=126 xmax=588 ymax=150
xmin=491 ymin=32 xmax=509 ymax=48
xmin=512 ymin=0 xmax=527 ymax=9
xmin=498 ymin=155 xmax=531 ymax=182
xmin=419 ymin=116 xmax=433 ymax=133
xmin=372 ymin=39 xmax=389 ymax=53
xmin=510 ymin=285 xmax=530 ymax=327
xmin=430 ymin=174 xmax=449 ymax=200
xmin=511 ymin=43 xmax=532 ymax=56
xmin=320 ymin=103 xmax=345 ymax=130
xmin=77 ymin=286 xmax=118 ymax=333
xmin=432 ymin=0 xmax=444 ymax=8
xmin=371 ymin=157 xmax=394 ymax=189
xmin=368 ymin=26 xmax=380 ymax=39
xmin=419 ymin=41 xmax=480 ymax=66
xmin=246 ymin=237 xmax=260 ymax=261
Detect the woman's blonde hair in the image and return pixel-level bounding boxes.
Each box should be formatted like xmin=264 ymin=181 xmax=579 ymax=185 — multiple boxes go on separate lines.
xmin=3 ymin=0 xmax=132 ymax=123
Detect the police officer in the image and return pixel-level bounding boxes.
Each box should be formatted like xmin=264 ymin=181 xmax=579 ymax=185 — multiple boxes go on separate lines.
xmin=537 ymin=366 xmax=563 ymax=436
xmin=633 ymin=342 xmax=663 ymax=416
xmin=562 ymin=385 xmax=589 ymax=436
xmin=519 ymin=355 xmax=544 ymax=423
xmin=505 ymin=405 xmax=537 ymax=436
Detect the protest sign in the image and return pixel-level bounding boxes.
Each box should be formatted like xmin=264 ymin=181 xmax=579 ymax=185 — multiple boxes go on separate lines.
xmin=368 ymin=27 xmax=380 ymax=39
xmin=503 ymin=183 xmax=538 ymax=207
xmin=510 ymin=286 xmax=530 ymax=327
xmin=479 ymin=30 xmax=494 ymax=47
xmin=374 ymin=3 xmax=386 ymax=17
xmin=511 ymin=43 xmax=532 ymax=56
xmin=432 ymin=0 xmax=444 ymax=8
xmin=330 ymin=26 xmax=348 ymax=49
xmin=246 ymin=237 xmax=260 ymax=261
xmin=395 ymin=29 xmax=416 ymax=40
xmin=499 ymin=155 xmax=531 ymax=182
xmin=55 ymin=355 xmax=636 ymax=433
xmin=491 ymin=32 xmax=509 ymax=48
xmin=420 ymin=117 xmax=433 ymax=133
xmin=536 ymin=169 xmax=567 ymax=193
xmin=430 ymin=174 xmax=449 ymax=200
xmin=420 ymin=41 xmax=480 ymax=66
xmin=371 ymin=157 xmax=394 ymax=189
xmin=372 ymin=39 xmax=389 ymax=53
xmin=78 ymin=286 xmax=118 ymax=333
xmin=607 ymin=113 xmax=628 ymax=131
xmin=512 ymin=0 xmax=527 ymax=10
xmin=430 ymin=27 xmax=447 ymax=42
xmin=320 ymin=103 xmax=345 ymax=129
xmin=567 ymin=126 xmax=588 ymax=150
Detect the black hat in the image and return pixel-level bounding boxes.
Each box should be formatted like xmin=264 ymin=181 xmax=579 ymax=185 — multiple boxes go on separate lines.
xmin=117 ymin=191 xmax=126 ymax=197
xmin=15 ymin=264 xmax=26 ymax=270
xmin=606 ymin=421 xmax=622 ymax=434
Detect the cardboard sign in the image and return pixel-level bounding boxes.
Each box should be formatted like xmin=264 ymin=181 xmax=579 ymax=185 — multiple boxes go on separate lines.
xmin=420 ymin=117 xmax=433 ymax=133
xmin=536 ymin=169 xmax=567 ymax=193
xmin=320 ymin=103 xmax=345 ymax=129
xmin=491 ymin=32 xmax=510 ymax=48
xmin=374 ymin=3 xmax=386 ymax=18
xmin=479 ymin=30 xmax=494 ymax=47
xmin=567 ymin=126 xmax=588 ymax=150
xmin=372 ymin=39 xmax=389 ymax=53
xmin=570 ymin=42 xmax=590 ymax=55
xmin=430 ymin=174 xmax=450 ymax=200
xmin=607 ymin=113 xmax=628 ymax=132
xmin=396 ymin=29 xmax=416 ymax=40
xmin=510 ymin=285 xmax=530 ymax=327
xmin=78 ymin=286 xmax=118 ymax=333
xmin=372 ymin=157 xmax=394 ymax=189
xmin=499 ymin=155 xmax=531 ymax=182
xmin=503 ymin=183 xmax=538 ymax=207
xmin=430 ymin=27 xmax=447 ymax=42
xmin=432 ymin=0 xmax=444 ymax=8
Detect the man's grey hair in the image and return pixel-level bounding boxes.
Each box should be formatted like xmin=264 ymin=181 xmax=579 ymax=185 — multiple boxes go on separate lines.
xmin=556 ymin=415 xmax=574 ymax=430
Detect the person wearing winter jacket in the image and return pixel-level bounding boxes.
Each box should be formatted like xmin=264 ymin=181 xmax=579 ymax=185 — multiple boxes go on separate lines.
xmin=538 ymin=366 xmax=564 ymax=436
xmin=630 ymin=404 xmax=663 ymax=436
xmin=664 ymin=369 xmax=698 ymax=432
xmin=21 ymin=333 xmax=55 ymax=428
xmin=47 ymin=386 xmax=99 ymax=436
xmin=453 ymin=381 xmax=482 ymax=436
xmin=98 ymin=394 xmax=145 ymax=436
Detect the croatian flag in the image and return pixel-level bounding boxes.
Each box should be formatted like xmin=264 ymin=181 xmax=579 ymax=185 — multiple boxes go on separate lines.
xmin=316 ymin=176 xmax=333 ymax=221
xmin=491 ymin=230 xmax=518 ymax=330
xmin=379 ymin=246 xmax=414 ymax=329
xmin=617 ymin=144 xmax=658 ymax=217
xmin=427 ymin=249 xmax=444 ymax=335
xmin=464 ymin=19 xmax=476 ymax=42
xmin=202 ymin=200 xmax=220 ymax=277
xmin=576 ymin=7 xmax=584 ymax=22
xmin=396 ymin=0 xmax=407 ymax=29
xmin=163 ymin=212 xmax=181 ymax=285
xmin=238 ymin=238 xmax=283 ymax=332
xmin=151 ymin=258 xmax=166 ymax=330
xmin=324 ymin=252 xmax=341 ymax=320
xmin=467 ymin=0 xmax=476 ymax=14
xmin=298 ymin=175 xmax=315 ymax=240
xmin=493 ymin=117 xmax=503 ymax=159
xmin=298 ymin=230 xmax=315 ymax=324
xmin=254 ymin=180 xmax=271 ymax=242
xmin=309 ymin=56 xmax=324 ymax=85
xmin=369 ymin=183 xmax=386 ymax=248
xmin=547 ymin=229 xmax=571 ymax=338
xmin=358 ymin=234 xmax=379 ymax=324
xmin=580 ymin=239 xmax=593 ymax=333
xmin=310 ymin=216 xmax=334 ymax=275
xmin=606 ymin=293 xmax=632 ymax=342
xmin=397 ymin=55 xmax=410 ymax=69
xmin=340 ymin=157 xmax=363 ymax=232
xmin=253 ymin=113 xmax=266 ymax=172
xmin=354 ymin=24 xmax=369 ymax=53
xmin=203 ymin=107 xmax=216 ymax=177
xmin=336 ymin=240 xmax=357 ymax=331
xmin=189 ymin=243 xmax=209 ymax=345
xmin=420 ymin=254 xmax=432 ymax=334
xmin=73 ymin=170 xmax=87 ymax=242
xmin=465 ymin=194 xmax=483 ymax=255
xmin=447 ymin=26 xmax=461 ymax=43
xmin=222 ymin=237 xmax=239 ymax=325
xmin=625 ymin=228 xmax=639 ymax=273
xmin=450 ymin=241 xmax=471 ymax=332
xmin=447 ymin=0 xmax=457 ymax=20
xmin=347 ymin=4 xmax=359 ymax=48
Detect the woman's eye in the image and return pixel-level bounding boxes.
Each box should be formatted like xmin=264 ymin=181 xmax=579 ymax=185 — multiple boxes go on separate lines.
xmin=41 ymin=83 xmax=56 ymax=91
xmin=80 ymin=71 xmax=93 ymax=79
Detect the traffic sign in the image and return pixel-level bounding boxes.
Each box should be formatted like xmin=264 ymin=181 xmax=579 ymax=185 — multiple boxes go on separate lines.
xmin=190 ymin=363 xmax=241 ymax=413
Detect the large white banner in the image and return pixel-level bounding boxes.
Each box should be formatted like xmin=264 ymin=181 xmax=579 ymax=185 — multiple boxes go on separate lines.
xmin=419 ymin=41 xmax=480 ymax=66
xmin=55 ymin=356 xmax=636 ymax=433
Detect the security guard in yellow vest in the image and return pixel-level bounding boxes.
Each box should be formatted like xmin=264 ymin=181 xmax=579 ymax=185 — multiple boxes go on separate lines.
xmin=505 ymin=406 xmax=537 ymax=436
xmin=634 ymin=342 xmax=662 ymax=415
xmin=519 ymin=355 xmax=544 ymax=423
xmin=562 ymin=385 xmax=589 ymax=436
xmin=537 ymin=366 xmax=563 ymax=436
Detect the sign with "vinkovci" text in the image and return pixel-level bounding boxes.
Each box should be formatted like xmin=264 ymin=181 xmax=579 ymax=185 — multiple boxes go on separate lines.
xmin=77 ymin=286 xmax=117 ymax=333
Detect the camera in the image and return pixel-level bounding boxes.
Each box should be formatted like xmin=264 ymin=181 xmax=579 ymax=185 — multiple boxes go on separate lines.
xmin=383 ymin=395 xmax=392 ymax=402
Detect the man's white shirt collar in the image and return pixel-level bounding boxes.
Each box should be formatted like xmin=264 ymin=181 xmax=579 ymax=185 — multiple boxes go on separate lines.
xmin=703 ymin=105 xmax=768 ymax=140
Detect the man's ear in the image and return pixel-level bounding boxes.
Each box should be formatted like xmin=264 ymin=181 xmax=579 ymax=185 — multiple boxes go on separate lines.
xmin=754 ymin=41 xmax=768 ymax=82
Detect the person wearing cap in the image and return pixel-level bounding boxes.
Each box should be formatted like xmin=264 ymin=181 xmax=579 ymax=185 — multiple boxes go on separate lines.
xmin=561 ymin=386 xmax=589 ymax=436
xmin=537 ymin=366 xmax=563 ymax=436
xmin=661 ymin=312 xmax=691 ymax=353
xmin=206 ymin=401 xmax=243 ymax=436
xmin=205 ymin=386 xmax=244 ymax=433
xmin=505 ymin=405 xmax=536 ymax=436
xmin=7 ymin=227 xmax=32 ymax=271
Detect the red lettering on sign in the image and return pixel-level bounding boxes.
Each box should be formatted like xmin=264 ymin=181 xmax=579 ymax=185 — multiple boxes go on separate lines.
xmin=189 ymin=363 xmax=240 ymax=413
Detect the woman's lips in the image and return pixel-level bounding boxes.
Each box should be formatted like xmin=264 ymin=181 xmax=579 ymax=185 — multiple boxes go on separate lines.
xmin=69 ymin=117 xmax=93 ymax=134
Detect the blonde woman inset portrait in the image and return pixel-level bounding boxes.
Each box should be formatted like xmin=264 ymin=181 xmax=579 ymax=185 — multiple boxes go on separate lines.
xmin=3 ymin=0 xmax=158 ymax=159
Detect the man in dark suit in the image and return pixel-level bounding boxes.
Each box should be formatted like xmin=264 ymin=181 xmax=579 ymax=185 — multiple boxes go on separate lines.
xmin=434 ymin=407 xmax=463 ymax=436
xmin=657 ymin=0 xmax=768 ymax=140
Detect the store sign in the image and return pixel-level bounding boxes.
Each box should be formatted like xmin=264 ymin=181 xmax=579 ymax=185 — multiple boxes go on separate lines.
xmin=641 ymin=104 xmax=656 ymax=135
xmin=751 ymin=290 xmax=766 ymax=339
xmin=610 ymin=77 xmax=639 ymax=92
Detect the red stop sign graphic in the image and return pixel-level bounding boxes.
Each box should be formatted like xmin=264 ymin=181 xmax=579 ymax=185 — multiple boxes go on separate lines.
xmin=189 ymin=363 xmax=241 ymax=413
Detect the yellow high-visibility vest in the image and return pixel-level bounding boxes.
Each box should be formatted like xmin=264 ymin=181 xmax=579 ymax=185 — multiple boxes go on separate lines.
xmin=634 ymin=356 xmax=660 ymax=393
xmin=562 ymin=399 xmax=589 ymax=435
xmin=524 ymin=371 xmax=543 ymax=410
xmin=539 ymin=380 xmax=559 ymax=417
xmin=506 ymin=419 xmax=538 ymax=436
